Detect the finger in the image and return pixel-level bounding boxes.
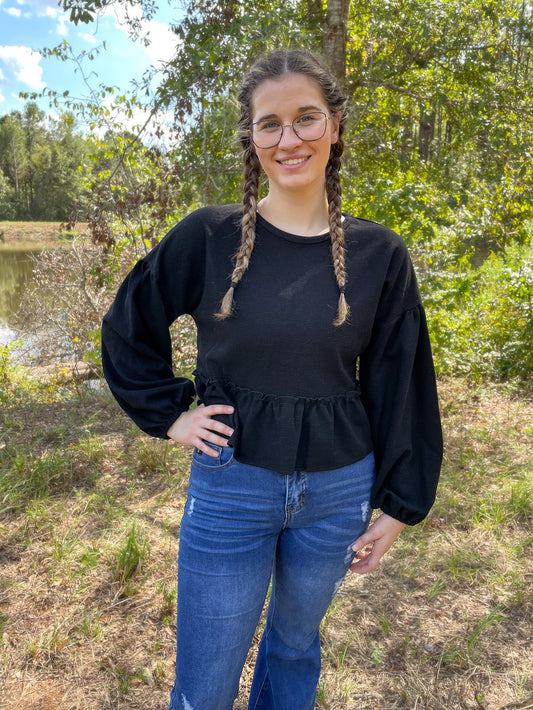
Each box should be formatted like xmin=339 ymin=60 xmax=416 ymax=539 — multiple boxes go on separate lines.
xmin=202 ymin=404 xmax=235 ymax=416
xmin=357 ymin=535 xmax=392 ymax=571
xmin=350 ymin=544 xmax=381 ymax=573
xmin=193 ymin=437 xmax=225 ymax=457
xmin=199 ymin=429 xmax=233 ymax=449
xmin=350 ymin=553 xmax=380 ymax=574
xmin=199 ymin=417 xmax=234 ymax=439
xmin=355 ymin=543 xmax=373 ymax=557
xmin=351 ymin=532 xmax=373 ymax=553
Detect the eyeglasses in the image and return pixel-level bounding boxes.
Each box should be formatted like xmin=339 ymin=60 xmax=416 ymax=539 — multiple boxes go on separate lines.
xmin=250 ymin=111 xmax=331 ymax=149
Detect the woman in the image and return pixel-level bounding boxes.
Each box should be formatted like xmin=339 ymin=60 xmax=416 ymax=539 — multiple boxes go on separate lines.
xmin=102 ymin=49 xmax=442 ymax=710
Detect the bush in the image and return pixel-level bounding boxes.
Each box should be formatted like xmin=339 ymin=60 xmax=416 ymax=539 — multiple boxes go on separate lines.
xmin=425 ymin=238 xmax=533 ymax=385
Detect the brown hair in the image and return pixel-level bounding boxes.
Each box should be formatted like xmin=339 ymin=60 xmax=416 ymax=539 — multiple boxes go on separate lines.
xmin=216 ymin=49 xmax=349 ymax=326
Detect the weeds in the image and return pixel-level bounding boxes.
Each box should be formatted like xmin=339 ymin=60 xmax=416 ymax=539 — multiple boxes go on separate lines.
xmin=76 ymin=609 xmax=101 ymax=639
xmin=466 ymin=607 xmax=505 ymax=658
xmin=110 ymin=522 xmax=151 ymax=593
xmin=156 ymin=580 xmax=177 ymax=622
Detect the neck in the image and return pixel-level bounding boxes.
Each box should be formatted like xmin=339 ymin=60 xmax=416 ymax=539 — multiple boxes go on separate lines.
xmin=258 ymin=185 xmax=330 ymax=237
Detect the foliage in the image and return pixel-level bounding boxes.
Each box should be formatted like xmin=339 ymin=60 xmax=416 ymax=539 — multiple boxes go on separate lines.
xmin=83 ymin=131 xmax=183 ymax=256
xmin=111 ymin=523 xmax=151 ymax=589
xmin=9 ymin=0 xmax=533 ymax=386
xmin=425 ymin=236 xmax=533 ymax=383
xmin=0 ymin=104 xmax=90 ymax=221
xmin=0 ymin=340 xmax=21 ymax=401
xmin=0 ymin=169 xmax=16 ymax=219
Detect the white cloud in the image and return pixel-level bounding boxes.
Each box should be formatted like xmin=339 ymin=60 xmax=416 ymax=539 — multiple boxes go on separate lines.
xmin=34 ymin=0 xmax=62 ymax=14
xmin=142 ymin=19 xmax=178 ymax=66
xmin=78 ymin=32 xmax=99 ymax=46
xmin=37 ymin=4 xmax=69 ymax=36
xmin=0 ymin=45 xmax=45 ymax=90
xmin=36 ymin=1 xmax=69 ymax=32
xmin=6 ymin=7 xmax=22 ymax=17
xmin=103 ymin=5 xmax=178 ymax=67
xmin=56 ymin=14 xmax=69 ymax=36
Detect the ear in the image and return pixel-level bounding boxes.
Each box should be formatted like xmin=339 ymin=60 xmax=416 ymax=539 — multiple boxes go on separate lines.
xmin=330 ymin=111 xmax=342 ymax=144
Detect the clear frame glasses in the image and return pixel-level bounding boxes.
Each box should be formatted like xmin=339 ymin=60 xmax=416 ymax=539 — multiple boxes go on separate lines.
xmin=251 ymin=111 xmax=331 ymax=149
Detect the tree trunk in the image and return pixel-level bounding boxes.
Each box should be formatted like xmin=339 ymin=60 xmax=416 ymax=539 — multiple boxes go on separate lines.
xmin=323 ymin=0 xmax=350 ymax=85
xmin=419 ymin=109 xmax=435 ymax=163
xmin=10 ymin=135 xmax=20 ymax=198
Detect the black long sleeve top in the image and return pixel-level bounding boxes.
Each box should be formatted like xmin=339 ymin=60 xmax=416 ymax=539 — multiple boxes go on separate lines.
xmin=101 ymin=204 xmax=443 ymax=525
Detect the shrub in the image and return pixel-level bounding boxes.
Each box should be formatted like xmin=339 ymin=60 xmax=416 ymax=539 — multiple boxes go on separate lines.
xmin=425 ymin=238 xmax=533 ymax=385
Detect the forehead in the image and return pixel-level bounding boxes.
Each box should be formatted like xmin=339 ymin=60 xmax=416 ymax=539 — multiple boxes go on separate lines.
xmin=251 ymin=73 xmax=326 ymax=118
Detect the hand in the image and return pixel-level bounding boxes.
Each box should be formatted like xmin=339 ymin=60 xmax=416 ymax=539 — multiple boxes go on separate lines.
xmin=349 ymin=513 xmax=405 ymax=574
xmin=167 ymin=404 xmax=234 ymax=457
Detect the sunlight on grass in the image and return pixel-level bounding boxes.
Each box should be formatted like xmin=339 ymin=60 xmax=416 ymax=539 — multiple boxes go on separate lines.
xmin=0 ymin=373 xmax=531 ymax=708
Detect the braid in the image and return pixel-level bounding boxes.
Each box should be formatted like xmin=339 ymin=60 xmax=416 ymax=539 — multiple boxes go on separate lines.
xmin=215 ymin=147 xmax=261 ymax=319
xmin=326 ymin=139 xmax=350 ymax=326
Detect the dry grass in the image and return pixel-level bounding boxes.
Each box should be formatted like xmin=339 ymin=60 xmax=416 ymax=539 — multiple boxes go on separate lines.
xmin=0 ymin=221 xmax=88 ymax=250
xmin=0 ymin=373 xmax=531 ymax=710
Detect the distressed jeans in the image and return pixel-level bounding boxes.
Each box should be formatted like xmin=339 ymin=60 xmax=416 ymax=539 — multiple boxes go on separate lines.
xmin=167 ymin=446 xmax=375 ymax=710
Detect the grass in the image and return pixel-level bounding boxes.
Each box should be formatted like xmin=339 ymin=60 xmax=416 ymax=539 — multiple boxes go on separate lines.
xmin=0 ymin=360 xmax=532 ymax=709
xmin=0 ymin=220 xmax=87 ymax=250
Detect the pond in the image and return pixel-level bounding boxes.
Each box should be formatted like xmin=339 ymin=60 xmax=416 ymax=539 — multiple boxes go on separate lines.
xmin=0 ymin=249 xmax=39 ymax=347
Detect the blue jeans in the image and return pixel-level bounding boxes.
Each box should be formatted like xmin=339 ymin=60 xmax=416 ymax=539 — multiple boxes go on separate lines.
xmin=168 ymin=446 xmax=375 ymax=710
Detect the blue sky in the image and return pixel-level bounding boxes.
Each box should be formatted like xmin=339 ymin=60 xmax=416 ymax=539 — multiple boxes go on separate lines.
xmin=0 ymin=0 xmax=181 ymax=118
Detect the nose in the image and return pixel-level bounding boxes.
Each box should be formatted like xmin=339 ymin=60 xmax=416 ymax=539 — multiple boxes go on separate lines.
xmin=278 ymin=122 xmax=303 ymax=148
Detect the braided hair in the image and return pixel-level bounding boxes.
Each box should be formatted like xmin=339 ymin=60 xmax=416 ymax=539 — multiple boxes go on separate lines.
xmin=216 ymin=49 xmax=349 ymax=326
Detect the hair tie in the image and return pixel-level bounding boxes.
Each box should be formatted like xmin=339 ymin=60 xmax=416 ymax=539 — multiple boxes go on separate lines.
xmin=230 ymin=280 xmax=239 ymax=289
xmin=339 ymin=285 xmax=346 ymax=294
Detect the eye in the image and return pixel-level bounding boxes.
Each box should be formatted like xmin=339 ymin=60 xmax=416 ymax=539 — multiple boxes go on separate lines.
xmin=295 ymin=112 xmax=322 ymax=126
xmin=257 ymin=120 xmax=281 ymax=132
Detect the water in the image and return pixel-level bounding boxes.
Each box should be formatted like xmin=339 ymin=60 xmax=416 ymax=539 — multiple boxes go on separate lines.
xmin=0 ymin=249 xmax=39 ymax=346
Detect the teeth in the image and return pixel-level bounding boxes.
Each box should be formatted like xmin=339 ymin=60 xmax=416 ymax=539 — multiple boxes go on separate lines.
xmin=281 ymin=157 xmax=307 ymax=165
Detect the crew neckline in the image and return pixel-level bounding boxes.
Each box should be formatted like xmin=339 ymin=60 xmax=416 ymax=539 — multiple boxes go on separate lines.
xmin=256 ymin=213 xmax=331 ymax=244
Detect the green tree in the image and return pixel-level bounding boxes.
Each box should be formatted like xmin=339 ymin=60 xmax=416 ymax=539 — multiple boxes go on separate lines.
xmin=0 ymin=111 xmax=26 ymax=216
xmin=340 ymin=0 xmax=533 ymax=255
xmin=31 ymin=0 xmax=533 ymax=384
xmin=19 ymin=102 xmax=47 ymax=217
xmin=32 ymin=112 xmax=88 ymax=220
xmin=0 ymin=168 xmax=16 ymax=220
xmin=46 ymin=0 xmax=533 ymax=252
xmin=0 ymin=104 xmax=89 ymax=220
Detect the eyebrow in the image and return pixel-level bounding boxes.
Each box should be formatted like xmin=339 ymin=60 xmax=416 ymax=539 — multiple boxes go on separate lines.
xmin=253 ymin=105 xmax=324 ymax=123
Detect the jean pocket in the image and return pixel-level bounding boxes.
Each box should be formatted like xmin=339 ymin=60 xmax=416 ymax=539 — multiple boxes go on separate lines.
xmin=192 ymin=443 xmax=235 ymax=472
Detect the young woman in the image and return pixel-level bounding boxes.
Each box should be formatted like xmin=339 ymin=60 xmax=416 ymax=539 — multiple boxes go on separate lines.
xmin=102 ymin=49 xmax=442 ymax=710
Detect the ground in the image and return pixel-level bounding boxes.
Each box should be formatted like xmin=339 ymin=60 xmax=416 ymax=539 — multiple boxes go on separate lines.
xmin=0 ymin=221 xmax=87 ymax=250
xmin=0 ymin=366 xmax=532 ymax=709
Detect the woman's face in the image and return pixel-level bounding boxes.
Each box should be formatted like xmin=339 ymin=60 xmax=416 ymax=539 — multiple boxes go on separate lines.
xmin=250 ymin=73 xmax=340 ymax=197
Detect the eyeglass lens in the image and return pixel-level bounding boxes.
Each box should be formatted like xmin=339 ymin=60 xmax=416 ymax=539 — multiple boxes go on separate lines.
xmin=252 ymin=112 xmax=328 ymax=149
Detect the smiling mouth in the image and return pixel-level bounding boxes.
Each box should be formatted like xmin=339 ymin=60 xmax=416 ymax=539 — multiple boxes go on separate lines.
xmin=278 ymin=156 xmax=309 ymax=166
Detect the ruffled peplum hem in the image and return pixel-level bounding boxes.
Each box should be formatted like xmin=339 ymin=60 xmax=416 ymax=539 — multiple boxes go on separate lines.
xmin=194 ymin=371 xmax=374 ymax=475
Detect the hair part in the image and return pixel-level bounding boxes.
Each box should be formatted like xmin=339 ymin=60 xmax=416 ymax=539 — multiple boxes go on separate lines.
xmin=215 ymin=48 xmax=349 ymax=325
